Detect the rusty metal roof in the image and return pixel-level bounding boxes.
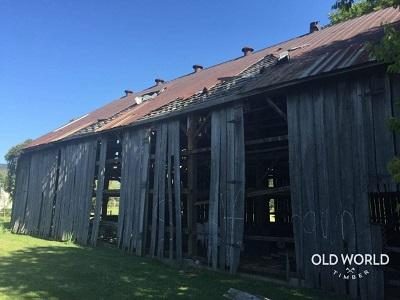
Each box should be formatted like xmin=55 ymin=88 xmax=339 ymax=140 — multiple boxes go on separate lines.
xmin=26 ymin=7 xmax=400 ymax=149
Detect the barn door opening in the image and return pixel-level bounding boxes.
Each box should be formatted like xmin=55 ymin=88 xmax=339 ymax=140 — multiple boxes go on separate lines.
xmin=241 ymin=94 xmax=295 ymax=279
xmin=90 ymin=134 xmax=122 ymax=245
xmin=179 ymin=112 xmax=212 ymax=262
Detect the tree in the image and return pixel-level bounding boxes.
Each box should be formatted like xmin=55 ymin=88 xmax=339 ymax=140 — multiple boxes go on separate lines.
xmin=0 ymin=171 xmax=5 ymax=189
xmin=330 ymin=0 xmax=400 ymax=24
xmin=4 ymin=139 xmax=32 ymax=201
xmin=369 ymin=7 xmax=400 ymax=182
xmin=374 ymin=27 xmax=400 ymax=181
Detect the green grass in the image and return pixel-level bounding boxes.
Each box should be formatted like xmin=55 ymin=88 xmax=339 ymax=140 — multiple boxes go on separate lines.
xmin=0 ymin=220 xmax=343 ymax=300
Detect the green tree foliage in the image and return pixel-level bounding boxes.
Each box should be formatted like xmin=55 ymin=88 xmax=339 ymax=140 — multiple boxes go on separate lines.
xmin=0 ymin=171 xmax=5 ymax=189
xmin=4 ymin=139 xmax=32 ymax=200
xmin=369 ymin=12 xmax=400 ymax=181
xmin=373 ymin=26 xmax=400 ymax=73
xmin=330 ymin=0 xmax=400 ymax=24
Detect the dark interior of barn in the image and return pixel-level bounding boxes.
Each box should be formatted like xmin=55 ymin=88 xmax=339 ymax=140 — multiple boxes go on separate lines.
xmin=92 ymin=134 xmax=122 ymax=243
xmin=241 ymin=94 xmax=294 ymax=279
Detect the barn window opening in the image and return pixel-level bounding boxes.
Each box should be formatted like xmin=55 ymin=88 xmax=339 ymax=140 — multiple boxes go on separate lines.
xmin=267 ymin=177 xmax=275 ymax=188
xmin=106 ymin=197 xmax=119 ymax=216
xmin=269 ymin=198 xmax=276 ymax=223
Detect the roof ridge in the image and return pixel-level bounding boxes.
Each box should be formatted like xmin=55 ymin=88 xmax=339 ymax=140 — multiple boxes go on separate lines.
xmin=134 ymin=7 xmax=394 ymax=92
xmin=26 ymin=6 xmax=399 ymax=149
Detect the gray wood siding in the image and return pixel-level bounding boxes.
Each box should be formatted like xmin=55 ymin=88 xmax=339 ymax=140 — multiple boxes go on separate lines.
xmin=11 ymin=154 xmax=32 ymax=233
xmin=149 ymin=120 xmax=182 ymax=259
xmin=209 ymin=104 xmax=245 ymax=273
xmin=119 ymin=120 xmax=182 ymax=259
xmin=11 ymin=149 xmax=59 ymax=237
xmin=287 ymin=74 xmax=398 ymax=299
xmin=118 ymin=128 xmax=151 ymax=255
xmin=11 ymin=140 xmax=97 ymax=245
xmin=52 ymin=140 xmax=97 ymax=244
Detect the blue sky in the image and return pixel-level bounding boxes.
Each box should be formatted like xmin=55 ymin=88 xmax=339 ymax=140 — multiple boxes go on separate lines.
xmin=0 ymin=0 xmax=333 ymax=163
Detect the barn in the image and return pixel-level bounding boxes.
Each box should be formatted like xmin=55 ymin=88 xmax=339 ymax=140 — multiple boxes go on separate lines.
xmin=10 ymin=7 xmax=400 ymax=299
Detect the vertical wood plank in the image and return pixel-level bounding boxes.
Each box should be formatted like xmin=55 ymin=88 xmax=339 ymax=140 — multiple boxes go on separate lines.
xmin=287 ymin=91 xmax=304 ymax=282
xmin=91 ymin=137 xmax=107 ymax=246
xmin=209 ymin=110 xmax=220 ymax=269
xmin=150 ymin=125 xmax=162 ymax=257
xmin=231 ymin=104 xmax=245 ymax=273
xmin=157 ymin=123 xmax=168 ymax=258
xmin=219 ymin=110 xmax=227 ymax=269
xmin=167 ymin=123 xmax=174 ymax=259
xmin=173 ymin=121 xmax=183 ymax=260
xmin=186 ymin=116 xmax=198 ymax=256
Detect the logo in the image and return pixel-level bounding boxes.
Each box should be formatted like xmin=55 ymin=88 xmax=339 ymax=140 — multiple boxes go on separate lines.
xmin=311 ymin=254 xmax=389 ymax=280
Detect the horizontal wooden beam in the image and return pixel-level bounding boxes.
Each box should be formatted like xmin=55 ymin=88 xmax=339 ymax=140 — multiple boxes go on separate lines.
xmin=244 ymin=235 xmax=294 ymax=243
xmin=246 ymin=186 xmax=290 ymax=198
xmin=245 ymin=135 xmax=288 ymax=146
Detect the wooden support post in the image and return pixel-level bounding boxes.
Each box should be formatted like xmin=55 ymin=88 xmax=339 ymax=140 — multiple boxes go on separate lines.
xmin=136 ymin=129 xmax=150 ymax=256
xmin=209 ymin=111 xmax=220 ymax=269
xmin=187 ymin=115 xmax=198 ymax=256
xmin=90 ymin=137 xmax=108 ymax=246
xmin=173 ymin=121 xmax=182 ymax=260
xmin=101 ymin=177 xmax=110 ymax=218
xmin=150 ymin=127 xmax=161 ymax=257
xmin=219 ymin=110 xmax=227 ymax=269
xmin=167 ymin=124 xmax=174 ymax=259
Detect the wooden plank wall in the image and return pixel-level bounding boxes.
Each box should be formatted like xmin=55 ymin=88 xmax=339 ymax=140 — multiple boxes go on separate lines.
xmin=287 ymin=73 xmax=399 ymax=299
xmin=118 ymin=120 xmax=182 ymax=259
xmin=11 ymin=139 xmax=100 ymax=245
xmin=118 ymin=128 xmax=151 ymax=255
xmin=11 ymin=154 xmax=32 ymax=233
xmin=10 ymin=149 xmax=59 ymax=237
xmin=149 ymin=120 xmax=182 ymax=260
xmin=208 ymin=104 xmax=245 ymax=273
xmin=52 ymin=140 xmax=97 ymax=244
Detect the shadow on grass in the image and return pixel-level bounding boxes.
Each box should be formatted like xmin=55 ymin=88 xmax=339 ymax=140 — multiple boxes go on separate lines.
xmin=0 ymin=239 xmax=341 ymax=300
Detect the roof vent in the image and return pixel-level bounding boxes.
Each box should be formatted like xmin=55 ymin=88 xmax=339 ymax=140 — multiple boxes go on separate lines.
xmin=155 ymin=78 xmax=165 ymax=86
xmin=309 ymin=21 xmax=321 ymax=33
xmin=242 ymin=46 xmax=254 ymax=56
xmin=277 ymin=51 xmax=290 ymax=64
xmin=124 ymin=90 xmax=133 ymax=97
xmin=193 ymin=64 xmax=203 ymax=73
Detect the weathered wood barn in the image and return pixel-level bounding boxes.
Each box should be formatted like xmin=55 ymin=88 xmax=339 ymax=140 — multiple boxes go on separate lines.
xmin=11 ymin=7 xmax=400 ymax=299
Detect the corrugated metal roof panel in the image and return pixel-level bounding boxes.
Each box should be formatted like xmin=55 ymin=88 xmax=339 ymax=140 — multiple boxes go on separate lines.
xmin=26 ymin=7 xmax=400 ymax=149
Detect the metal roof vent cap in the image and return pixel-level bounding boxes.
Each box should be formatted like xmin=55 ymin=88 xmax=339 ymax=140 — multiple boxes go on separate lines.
xmin=310 ymin=21 xmax=321 ymax=33
xmin=242 ymin=46 xmax=254 ymax=56
xmin=124 ymin=90 xmax=133 ymax=97
xmin=193 ymin=64 xmax=203 ymax=73
xmin=155 ymin=78 xmax=165 ymax=86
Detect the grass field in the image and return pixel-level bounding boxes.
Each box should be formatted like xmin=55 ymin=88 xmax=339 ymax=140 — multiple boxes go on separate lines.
xmin=0 ymin=216 xmax=343 ymax=300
